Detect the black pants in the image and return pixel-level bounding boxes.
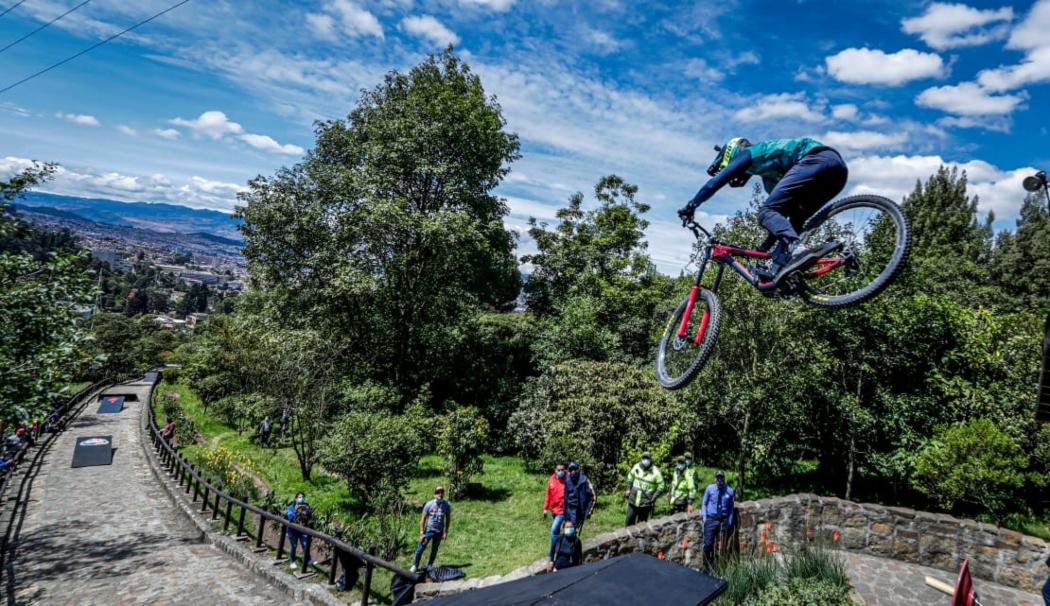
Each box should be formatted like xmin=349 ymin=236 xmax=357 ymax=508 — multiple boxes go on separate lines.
xmin=703 ymin=517 xmax=730 ymax=570
xmin=625 ymin=504 xmax=652 ymax=526
xmin=336 ymin=549 xmax=363 ymax=591
xmin=757 ymin=149 xmax=848 ymax=246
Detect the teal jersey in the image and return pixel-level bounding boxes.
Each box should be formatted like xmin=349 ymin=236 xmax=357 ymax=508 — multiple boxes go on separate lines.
xmin=746 ymin=138 xmax=829 ymax=193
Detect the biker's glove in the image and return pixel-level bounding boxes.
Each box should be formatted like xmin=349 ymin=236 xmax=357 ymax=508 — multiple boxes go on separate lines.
xmin=677 ymin=204 xmax=694 ymax=224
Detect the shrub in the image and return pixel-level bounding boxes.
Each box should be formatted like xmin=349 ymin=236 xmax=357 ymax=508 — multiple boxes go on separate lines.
xmin=212 ymin=392 xmax=278 ymax=434
xmin=750 ymin=578 xmax=851 ymax=606
xmin=198 ymin=444 xmax=259 ymax=500
xmin=784 ymin=543 xmax=850 ymax=590
xmin=320 ymin=411 xmax=422 ymax=510
xmin=912 ymin=418 xmax=1028 ymax=516
xmin=508 ymin=360 xmax=683 ymax=489
xmin=160 ymin=392 xmax=198 ymax=447
xmin=713 ymin=551 xmax=780 ymax=605
xmin=436 ymin=405 xmax=489 ymax=499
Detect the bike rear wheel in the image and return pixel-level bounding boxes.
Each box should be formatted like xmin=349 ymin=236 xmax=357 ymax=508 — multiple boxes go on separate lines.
xmin=656 ymin=288 xmax=721 ymax=390
xmin=796 ymin=195 xmax=911 ymax=309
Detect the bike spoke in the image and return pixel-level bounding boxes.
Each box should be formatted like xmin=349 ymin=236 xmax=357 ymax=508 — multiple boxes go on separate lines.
xmin=799 ymin=202 xmax=899 ymax=299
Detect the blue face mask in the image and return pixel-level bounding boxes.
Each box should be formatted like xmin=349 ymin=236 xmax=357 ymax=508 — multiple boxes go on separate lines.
xmin=565 ymin=527 xmax=576 ymax=537
xmin=296 ymin=497 xmax=304 ymax=504
xmin=556 ymin=470 xmax=566 ymax=479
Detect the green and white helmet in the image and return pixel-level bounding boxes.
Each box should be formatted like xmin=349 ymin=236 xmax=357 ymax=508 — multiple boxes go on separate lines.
xmin=707 ymin=137 xmax=751 ymax=186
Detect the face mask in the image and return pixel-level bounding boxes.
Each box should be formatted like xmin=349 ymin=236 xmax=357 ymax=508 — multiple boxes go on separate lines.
xmin=565 ymin=527 xmax=576 ymax=537
xmin=677 ymin=463 xmax=686 ymax=471
xmin=685 ymin=459 xmax=693 ymax=466
xmin=556 ymin=470 xmax=566 ymax=479
xmin=716 ymin=479 xmax=725 ymax=487
xmin=641 ymin=458 xmax=651 ymax=468
xmin=296 ymin=497 xmax=304 ymax=504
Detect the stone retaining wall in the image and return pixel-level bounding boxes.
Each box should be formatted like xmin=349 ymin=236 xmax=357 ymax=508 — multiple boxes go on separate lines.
xmin=417 ymin=493 xmax=1050 ymax=599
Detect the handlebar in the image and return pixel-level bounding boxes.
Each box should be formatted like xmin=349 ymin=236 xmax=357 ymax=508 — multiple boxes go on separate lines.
xmin=682 ymin=217 xmax=711 ymax=241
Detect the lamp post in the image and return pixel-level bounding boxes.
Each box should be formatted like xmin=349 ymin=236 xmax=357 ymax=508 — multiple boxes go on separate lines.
xmin=1023 ymin=170 xmax=1050 ymax=212
xmin=1028 ymin=170 xmax=1050 ymax=422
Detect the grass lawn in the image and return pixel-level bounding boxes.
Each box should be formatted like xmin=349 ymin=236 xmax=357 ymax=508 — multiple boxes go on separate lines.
xmin=152 ymin=380 xmax=736 ymax=587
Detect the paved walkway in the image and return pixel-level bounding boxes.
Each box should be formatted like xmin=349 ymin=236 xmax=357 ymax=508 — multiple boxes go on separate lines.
xmin=10 ymin=379 xmax=301 ymax=605
xmin=846 ymin=551 xmax=1045 ymax=606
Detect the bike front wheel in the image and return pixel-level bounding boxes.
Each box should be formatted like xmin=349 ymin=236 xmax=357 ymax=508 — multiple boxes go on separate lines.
xmin=796 ymin=195 xmax=911 ymax=309
xmin=656 ymin=288 xmax=721 ymax=390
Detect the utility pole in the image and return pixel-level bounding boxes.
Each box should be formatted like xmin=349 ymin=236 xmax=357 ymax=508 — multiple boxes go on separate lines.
xmin=1024 ymin=171 xmax=1050 ymax=422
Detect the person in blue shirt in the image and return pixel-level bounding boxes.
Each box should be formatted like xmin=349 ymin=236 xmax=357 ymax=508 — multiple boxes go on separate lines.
xmin=563 ymin=462 xmax=595 ymax=532
xmin=678 ymin=137 xmax=848 ymax=285
xmin=285 ymin=492 xmax=314 ymax=570
xmin=701 ymin=470 xmax=735 ymax=570
xmin=411 ymin=486 xmax=452 ymax=573
xmin=546 ymin=520 xmax=583 ymax=573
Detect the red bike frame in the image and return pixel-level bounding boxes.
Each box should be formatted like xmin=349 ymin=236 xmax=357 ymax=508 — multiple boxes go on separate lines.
xmin=676 ymin=220 xmax=845 ymax=342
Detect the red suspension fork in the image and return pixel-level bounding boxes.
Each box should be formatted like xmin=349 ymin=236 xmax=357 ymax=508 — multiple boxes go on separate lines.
xmin=677 ymin=285 xmax=699 ymax=338
xmin=694 ymin=307 xmax=711 ymax=345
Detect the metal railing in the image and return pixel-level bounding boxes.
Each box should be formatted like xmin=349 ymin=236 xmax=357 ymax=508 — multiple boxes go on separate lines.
xmin=146 ymin=379 xmax=419 ymax=605
xmin=1 ymin=379 xmax=110 ymax=601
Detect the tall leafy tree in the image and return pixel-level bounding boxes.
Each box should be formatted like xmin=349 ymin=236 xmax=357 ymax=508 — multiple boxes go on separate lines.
xmin=236 ymin=49 xmax=521 ymax=402
xmin=0 ymin=163 xmax=95 ymax=424
xmin=993 ymin=194 xmax=1050 ymax=310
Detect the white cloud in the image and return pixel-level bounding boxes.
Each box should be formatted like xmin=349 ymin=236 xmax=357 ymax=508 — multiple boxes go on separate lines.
xmin=585 ymin=28 xmax=623 ymax=53
xmin=458 ymin=0 xmax=516 ymax=10
xmin=152 ymin=128 xmax=180 ymax=140
xmin=734 ymin=92 xmax=825 ymax=122
xmin=901 ymin=2 xmax=1013 ymax=50
xmin=820 ymin=130 xmax=908 ymax=152
xmin=401 ymin=15 xmax=459 ymax=47
xmin=916 ymin=82 xmax=1027 ymax=115
xmin=320 ymin=0 xmax=384 ymax=39
xmin=305 ymin=13 xmax=337 ymax=40
xmin=831 ymin=104 xmax=859 ymax=121
xmin=683 ymin=58 xmax=724 ymax=82
xmin=170 ymin=110 xmax=243 ymax=139
xmin=116 ymin=124 xmax=138 ymax=136
xmin=825 ymin=48 xmax=945 ymax=85
xmin=238 ymin=133 xmax=305 ymax=156
xmin=975 ymin=1 xmax=1050 ymax=92
xmin=56 ymin=112 xmax=100 ymax=127
xmin=847 ymin=153 xmax=1034 ymax=219
xmin=0 ymin=156 xmax=246 ymax=211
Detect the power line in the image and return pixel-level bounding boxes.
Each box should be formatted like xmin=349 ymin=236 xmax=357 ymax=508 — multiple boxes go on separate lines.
xmin=0 ymin=0 xmax=29 ymax=19
xmin=0 ymin=0 xmax=94 ymax=55
xmin=0 ymin=0 xmax=191 ymax=95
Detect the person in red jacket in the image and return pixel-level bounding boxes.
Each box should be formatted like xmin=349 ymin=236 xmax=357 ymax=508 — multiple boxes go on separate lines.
xmin=542 ymin=462 xmax=567 ymax=551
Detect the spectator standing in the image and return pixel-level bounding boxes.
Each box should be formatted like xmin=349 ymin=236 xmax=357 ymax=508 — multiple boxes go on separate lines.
xmin=543 ymin=463 xmax=567 ymax=550
xmin=563 ymin=462 xmax=595 ymax=532
xmin=258 ymin=415 xmax=273 ymax=447
xmin=624 ymin=451 xmax=664 ymax=526
xmin=286 ymin=492 xmax=314 ymax=570
xmin=701 ymin=471 xmax=735 ymax=570
xmin=546 ymin=520 xmax=583 ymax=573
xmin=279 ymin=408 xmax=290 ymax=439
xmin=160 ymin=417 xmax=177 ymax=447
xmin=411 ymin=486 xmax=451 ymax=573
xmin=668 ymin=455 xmax=697 ymax=514
xmin=683 ymin=451 xmax=698 ymax=490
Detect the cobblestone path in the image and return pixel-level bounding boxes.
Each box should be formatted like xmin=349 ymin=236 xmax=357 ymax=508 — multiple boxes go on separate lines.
xmin=10 ymin=379 xmax=301 ymax=606
xmin=846 ymin=551 xmax=1045 ymax=606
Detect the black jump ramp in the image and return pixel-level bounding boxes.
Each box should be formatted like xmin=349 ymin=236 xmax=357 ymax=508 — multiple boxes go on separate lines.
xmin=96 ymin=395 xmax=125 ymax=414
xmin=71 ymin=435 xmax=114 ymax=468
xmin=144 ymin=371 xmax=162 ymax=384
xmin=422 ymin=553 xmax=727 ymax=606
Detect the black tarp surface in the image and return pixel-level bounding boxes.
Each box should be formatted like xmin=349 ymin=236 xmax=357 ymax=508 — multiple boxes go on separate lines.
xmin=71 ymin=435 xmax=114 ymax=468
xmin=144 ymin=371 xmax=162 ymax=384
xmin=421 ymin=554 xmax=726 ymax=606
xmin=96 ymin=395 xmax=125 ymax=414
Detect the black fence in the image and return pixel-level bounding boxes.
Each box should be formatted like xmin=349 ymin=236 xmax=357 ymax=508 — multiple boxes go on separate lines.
xmin=0 ymin=380 xmax=109 ymax=600
xmin=146 ymin=379 xmax=419 ymax=605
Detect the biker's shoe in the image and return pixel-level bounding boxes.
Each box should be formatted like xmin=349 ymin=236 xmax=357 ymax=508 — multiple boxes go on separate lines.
xmin=771 ymin=241 xmax=841 ymax=286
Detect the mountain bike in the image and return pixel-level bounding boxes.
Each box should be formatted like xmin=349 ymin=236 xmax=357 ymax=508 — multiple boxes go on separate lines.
xmin=656 ymin=195 xmax=911 ymax=390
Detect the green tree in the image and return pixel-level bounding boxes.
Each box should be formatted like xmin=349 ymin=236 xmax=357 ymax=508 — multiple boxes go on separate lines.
xmin=912 ymin=418 xmax=1028 ymax=517
xmin=509 ymin=360 xmax=684 ymax=490
xmin=236 ymin=49 xmax=521 ymax=403
xmin=436 ymin=405 xmax=489 ymax=498
xmin=320 ymin=410 xmax=423 ymax=510
xmin=0 ymin=163 xmax=95 ymax=424
xmin=522 ymin=175 xmax=672 ymax=366
xmin=993 ymin=194 xmax=1050 ymax=310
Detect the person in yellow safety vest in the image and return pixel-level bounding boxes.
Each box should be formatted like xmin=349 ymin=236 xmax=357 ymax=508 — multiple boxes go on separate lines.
xmin=624 ymin=451 xmax=665 ymax=526
xmin=668 ymin=455 xmax=697 ymax=514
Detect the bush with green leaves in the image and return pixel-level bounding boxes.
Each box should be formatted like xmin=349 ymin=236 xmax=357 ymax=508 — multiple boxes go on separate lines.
xmin=436 ymin=405 xmax=489 ymax=498
xmin=212 ymin=393 xmax=279 ymax=435
xmin=160 ymin=393 xmax=199 ymax=447
xmin=750 ymin=579 xmax=852 ymax=606
xmin=912 ymin=418 xmax=1029 ymax=517
xmin=508 ymin=359 xmax=684 ymax=490
xmin=715 ymin=544 xmax=852 ymax=605
xmin=319 ymin=410 xmax=423 ymax=510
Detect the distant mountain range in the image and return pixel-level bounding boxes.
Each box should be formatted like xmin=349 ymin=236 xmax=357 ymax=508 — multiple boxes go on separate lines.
xmin=16 ymin=192 xmax=242 ymax=241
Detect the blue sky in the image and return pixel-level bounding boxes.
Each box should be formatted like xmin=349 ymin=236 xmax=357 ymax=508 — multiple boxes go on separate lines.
xmin=1 ymin=0 xmax=1048 ymax=272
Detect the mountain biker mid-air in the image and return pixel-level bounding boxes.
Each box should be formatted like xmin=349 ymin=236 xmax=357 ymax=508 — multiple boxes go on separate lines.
xmin=677 ymin=137 xmax=848 ymax=285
